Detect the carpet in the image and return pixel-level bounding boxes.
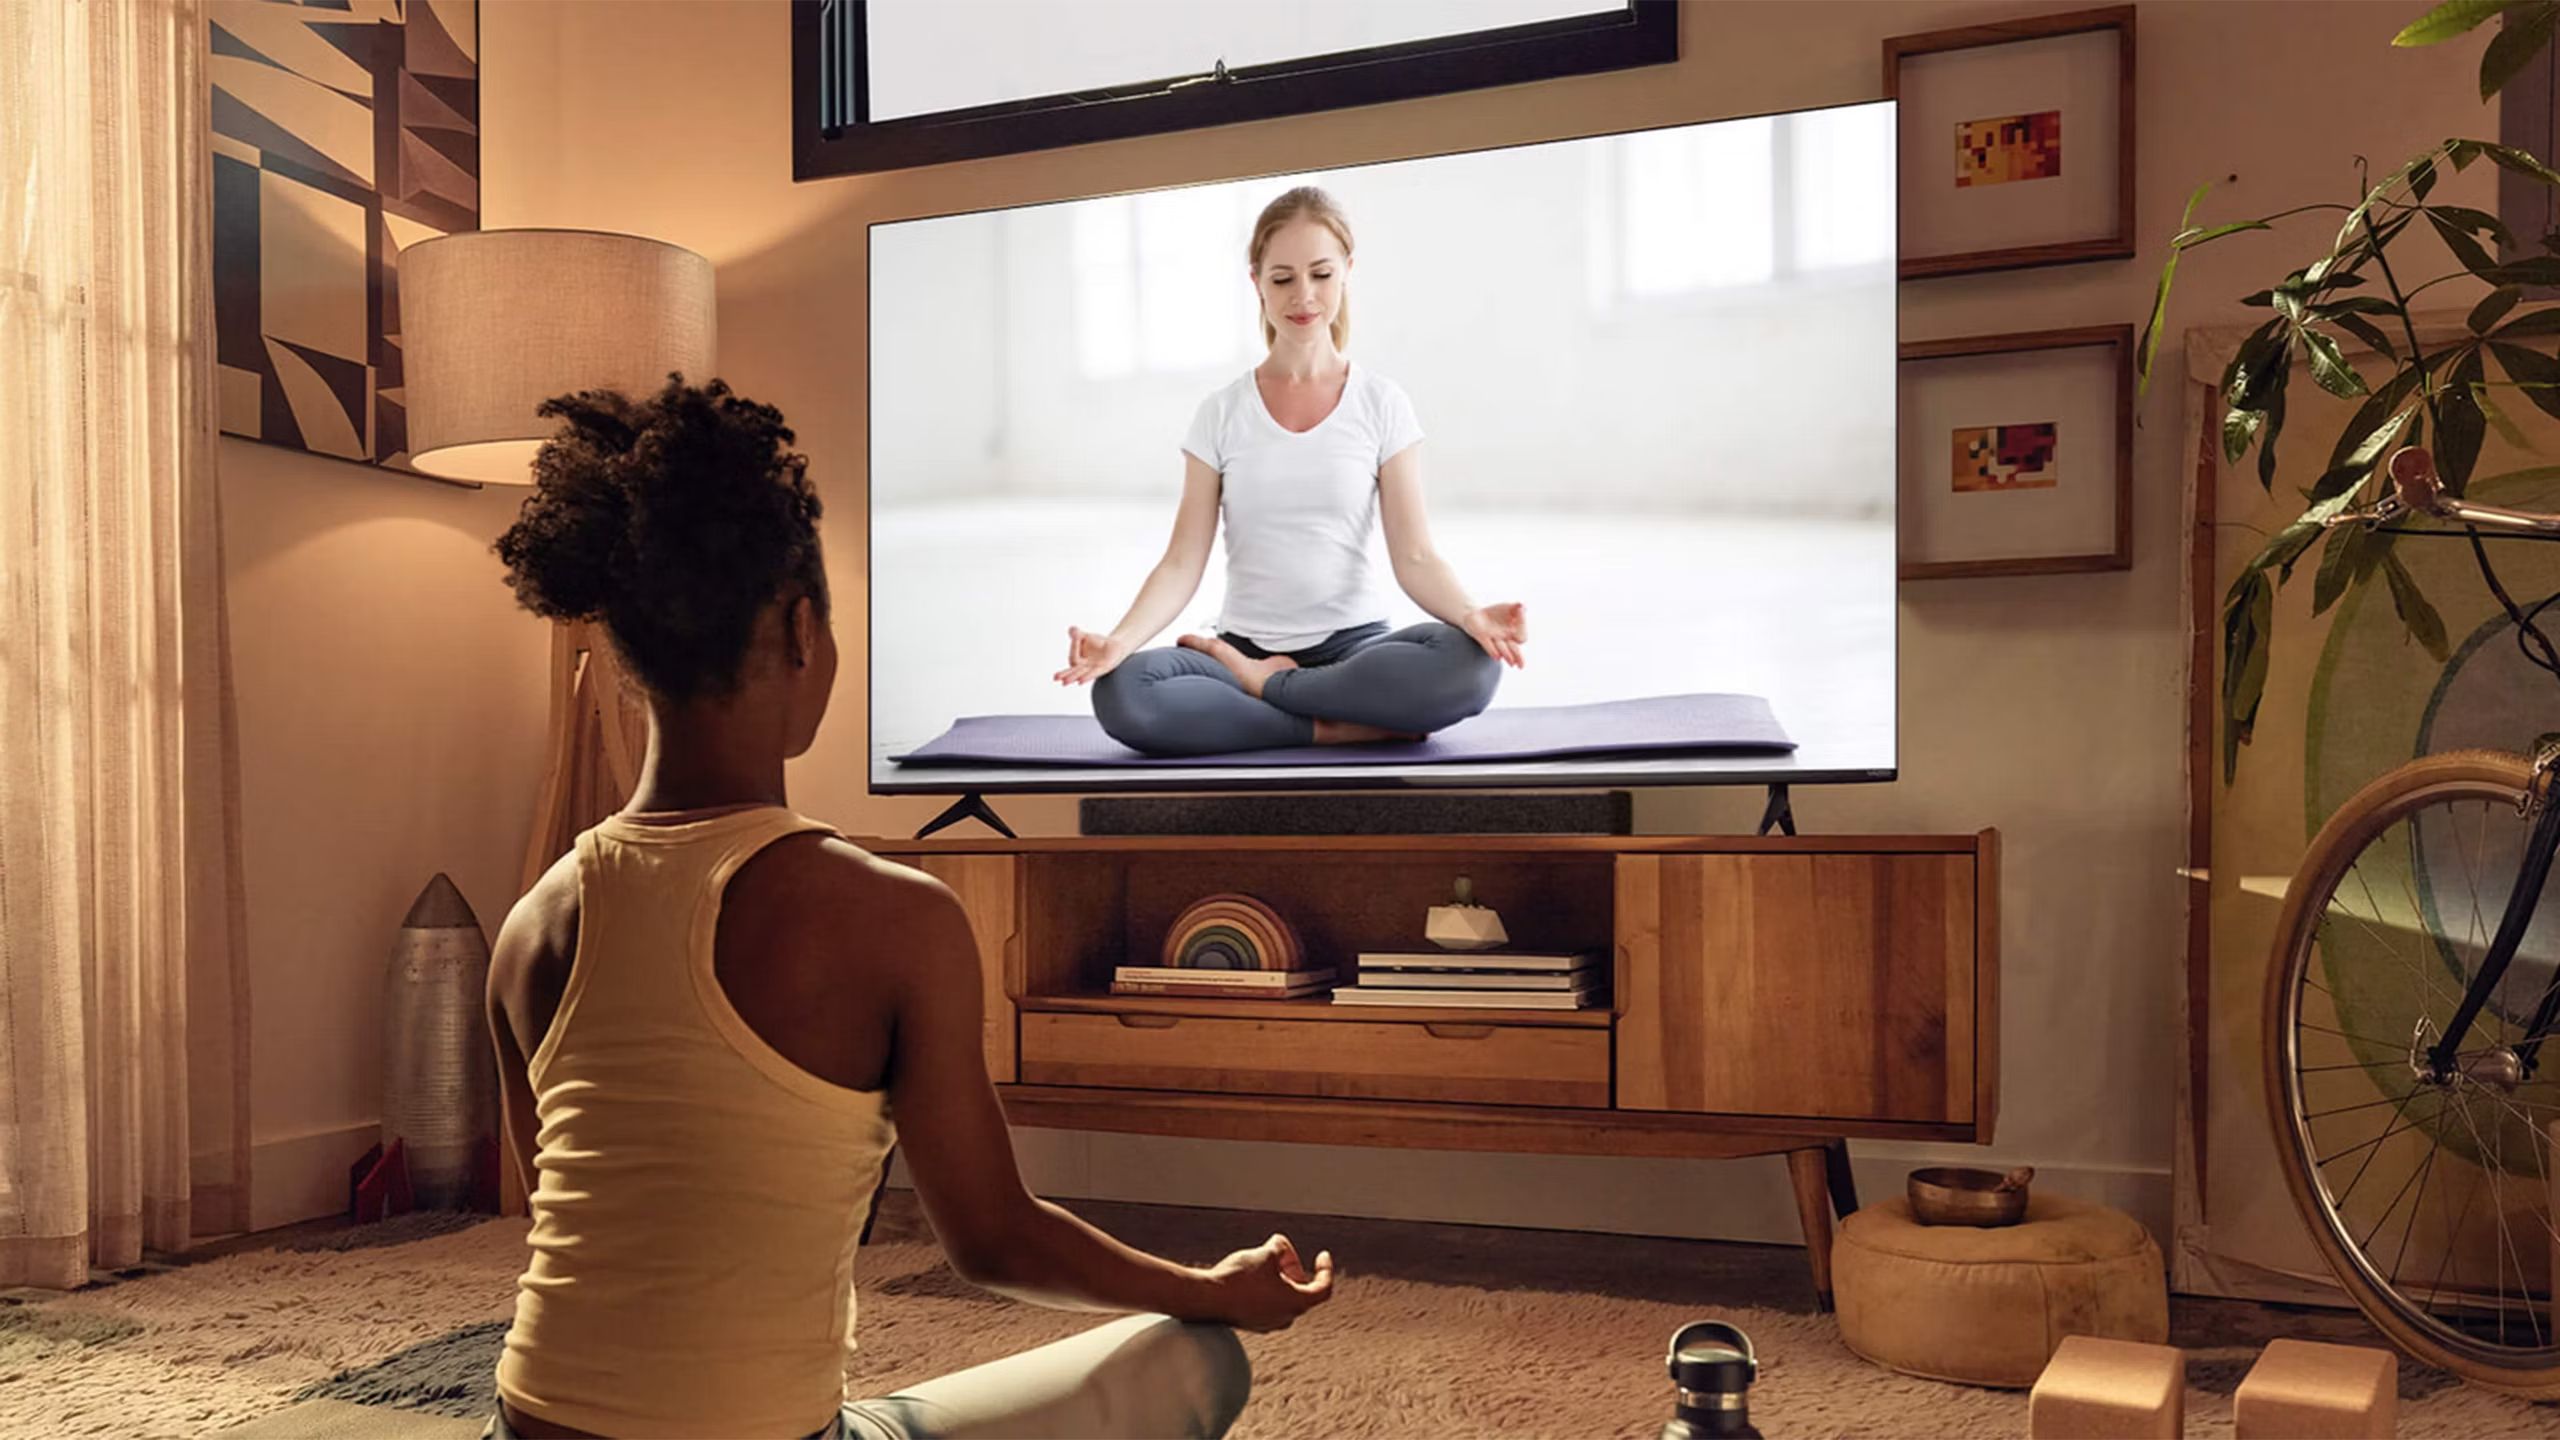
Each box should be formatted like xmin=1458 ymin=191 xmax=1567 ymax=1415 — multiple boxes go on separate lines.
xmin=887 ymin=693 xmax=1795 ymax=768
xmin=5 ymin=1199 xmax=2552 ymax=1439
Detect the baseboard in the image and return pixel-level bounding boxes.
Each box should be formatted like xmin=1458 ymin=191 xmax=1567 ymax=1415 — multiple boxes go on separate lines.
xmin=892 ymin=1136 xmax=2172 ymax=1252
xmin=245 ymin=1121 xmax=379 ymax=1232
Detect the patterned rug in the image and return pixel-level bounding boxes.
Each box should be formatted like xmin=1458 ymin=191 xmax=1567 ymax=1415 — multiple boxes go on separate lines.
xmin=6 ymin=1203 xmax=2554 ymax=1438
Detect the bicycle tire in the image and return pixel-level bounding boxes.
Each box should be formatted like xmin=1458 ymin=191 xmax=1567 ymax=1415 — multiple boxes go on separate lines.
xmin=2265 ymin=747 xmax=2560 ymax=1396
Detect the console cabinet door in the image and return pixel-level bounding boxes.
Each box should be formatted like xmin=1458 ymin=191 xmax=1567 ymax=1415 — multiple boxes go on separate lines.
xmin=1616 ymin=853 xmax=1975 ymax=1124
xmin=912 ymin=855 xmax=1020 ymax=1085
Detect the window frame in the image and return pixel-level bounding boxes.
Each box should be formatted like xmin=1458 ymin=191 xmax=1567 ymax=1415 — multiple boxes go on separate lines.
xmin=791 ymin=0 xmax=1679 ymax=181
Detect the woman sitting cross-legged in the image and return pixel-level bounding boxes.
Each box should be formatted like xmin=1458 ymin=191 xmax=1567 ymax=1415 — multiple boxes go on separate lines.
xmin=1057 ymin=185 xmax=1528 ymax=756
xmin=484 ymin=375 xmax=1332 ymax=1440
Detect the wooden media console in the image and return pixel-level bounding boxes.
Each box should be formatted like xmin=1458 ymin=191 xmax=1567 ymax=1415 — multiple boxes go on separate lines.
xmin=864 ymin=830 xmax=2001 ymax=1307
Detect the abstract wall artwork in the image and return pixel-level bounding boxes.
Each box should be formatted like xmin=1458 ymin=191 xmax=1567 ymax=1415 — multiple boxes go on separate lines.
xmin=210 ymin=0 xmax=478 ymax=468
xmin=1952 ymin=422 xmax=2059 ymax=492
xmin=1885 ymin=6 xmax=2133 ymax=277
xmin=1898 ymin=326 xmax=2131 ymax=579
xmin=1955 ymin=111 xmax=2062 ymax=188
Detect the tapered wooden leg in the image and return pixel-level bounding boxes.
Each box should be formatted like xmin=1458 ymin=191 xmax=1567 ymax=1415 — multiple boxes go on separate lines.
xmin=1824 ymin=1136 xmax=1859 ymax=1218
xmin=1787 ymin=1145 xmax=1835 ymax=1312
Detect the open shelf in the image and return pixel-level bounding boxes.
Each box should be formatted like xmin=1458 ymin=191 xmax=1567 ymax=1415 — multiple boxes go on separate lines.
xmin=1020 ymin=991 xmax=1613 ymax=1027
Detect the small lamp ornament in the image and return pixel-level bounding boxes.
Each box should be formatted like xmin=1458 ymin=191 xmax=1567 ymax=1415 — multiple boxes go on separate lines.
xmin=1425 ymin=874 xmax=1509 ymax=951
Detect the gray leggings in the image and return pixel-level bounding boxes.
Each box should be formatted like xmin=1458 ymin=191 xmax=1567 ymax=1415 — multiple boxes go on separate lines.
xmin=1091 ymin=621 xmax=1501 ymax=757
xmin=487 ymin=1313 xmax=1249 ymax=1439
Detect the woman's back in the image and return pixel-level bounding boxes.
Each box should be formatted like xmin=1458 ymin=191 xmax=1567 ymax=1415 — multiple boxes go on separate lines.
xmin=494 ymin=806 xmax=897 ymax=1440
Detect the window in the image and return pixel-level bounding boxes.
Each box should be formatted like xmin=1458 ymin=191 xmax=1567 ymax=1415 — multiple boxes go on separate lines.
xmin=1588 ymin=103 xmax=1893 ymax=309
xmin=1072 ymin=189 xmax=1254 ymax=380
xmin=794 ymin=0 xmax=1677 ymax=179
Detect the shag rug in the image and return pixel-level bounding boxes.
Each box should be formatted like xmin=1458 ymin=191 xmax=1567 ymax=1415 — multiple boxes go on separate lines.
xmin=5 ymin=1207 xmax=2554 ymax=1439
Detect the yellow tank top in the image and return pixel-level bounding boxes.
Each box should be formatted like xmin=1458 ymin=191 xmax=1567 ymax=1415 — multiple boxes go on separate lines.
xmin=496 ymin=807 xmax=897 ymax=1439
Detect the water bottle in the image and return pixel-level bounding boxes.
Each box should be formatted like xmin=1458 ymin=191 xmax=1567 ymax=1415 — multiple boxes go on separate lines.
xmin=1659 ymin=1320 xmax=1760 ymax=1439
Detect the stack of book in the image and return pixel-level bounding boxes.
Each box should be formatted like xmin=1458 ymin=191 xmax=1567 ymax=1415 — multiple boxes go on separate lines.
xmin=1110 ymin=965 xmax=1336 ymax=999
xmin=1332 ymin=950 xmax=1605 ymax=1009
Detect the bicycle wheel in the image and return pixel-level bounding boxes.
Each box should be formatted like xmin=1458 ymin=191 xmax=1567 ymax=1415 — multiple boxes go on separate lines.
xmin=2266 ymin=749 xmax=2560 ymax=1396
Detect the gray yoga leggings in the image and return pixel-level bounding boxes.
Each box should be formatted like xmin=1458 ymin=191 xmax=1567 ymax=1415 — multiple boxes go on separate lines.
xmin=1090 ymin=620 xmax=1501 ymax=757
xmin=485 ymin=1313 xmax=1250 ymax=1439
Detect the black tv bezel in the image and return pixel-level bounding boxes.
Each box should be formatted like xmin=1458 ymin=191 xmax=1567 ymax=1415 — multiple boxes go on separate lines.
xmin=864 ymin=98 xmax=1902 ymax=799
xmin=792 ymin=0 xmax=1679 ymax=180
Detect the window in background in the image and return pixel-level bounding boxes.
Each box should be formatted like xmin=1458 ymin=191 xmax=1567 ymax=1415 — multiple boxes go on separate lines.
xmin=1072 ymin=190 xmax=1250 ymax=379
xmin=1590 ymin=104 xmax=1893 ymax=309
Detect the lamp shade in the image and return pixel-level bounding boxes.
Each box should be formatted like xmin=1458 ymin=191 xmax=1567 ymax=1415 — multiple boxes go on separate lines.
xmin=402 ymin=229 xmax=715 ymax=484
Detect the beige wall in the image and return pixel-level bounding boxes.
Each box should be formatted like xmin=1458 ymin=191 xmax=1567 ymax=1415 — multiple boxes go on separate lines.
xmin=224 ymin=0 xmax=2498 ymax=1235
xmin=218 ymin=24 xmax=558 ymax=1229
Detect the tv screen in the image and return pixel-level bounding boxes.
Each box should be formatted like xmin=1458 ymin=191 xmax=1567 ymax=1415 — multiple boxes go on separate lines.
xmin=869 ymin=101 xmax=1897 ymax=795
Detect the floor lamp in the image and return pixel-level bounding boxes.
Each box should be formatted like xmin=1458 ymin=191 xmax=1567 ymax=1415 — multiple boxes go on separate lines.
xmin=402 ymin=228 xmax=716 ymax=1213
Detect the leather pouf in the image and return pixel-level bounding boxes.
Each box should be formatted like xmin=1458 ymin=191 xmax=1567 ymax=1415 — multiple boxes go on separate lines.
xmin=1834 ymin=1194 xmax=2167 ymax=1388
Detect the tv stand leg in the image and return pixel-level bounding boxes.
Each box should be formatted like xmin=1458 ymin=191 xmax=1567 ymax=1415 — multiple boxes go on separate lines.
xmin=1756 ymin=783 xmax=1796 ymax=837
xmin=916 ymin=791 xmax=1018 ymax=840
xmin=1823 ymin=1137 xmax=1859 ymax=1217
xmin=1786 ymin=1145 xmax=1836 ymax=1311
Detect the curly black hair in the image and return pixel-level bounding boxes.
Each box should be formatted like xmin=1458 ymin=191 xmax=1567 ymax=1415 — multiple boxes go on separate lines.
xmin=493 ymin=374 xmax=825 ymax=704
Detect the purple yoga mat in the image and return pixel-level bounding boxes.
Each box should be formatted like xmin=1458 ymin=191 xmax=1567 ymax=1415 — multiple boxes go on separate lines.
xmin=888 ymin=692 xmax=1793 ymax=768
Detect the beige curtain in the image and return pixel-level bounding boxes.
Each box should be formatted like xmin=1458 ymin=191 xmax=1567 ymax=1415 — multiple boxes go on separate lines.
xmin=0 ymin=0 xmax=253 ymax=1288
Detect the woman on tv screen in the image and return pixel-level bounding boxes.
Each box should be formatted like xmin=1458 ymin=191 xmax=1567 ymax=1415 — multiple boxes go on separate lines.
xmin=1053 ymin=186 xmax=1530 ymax=757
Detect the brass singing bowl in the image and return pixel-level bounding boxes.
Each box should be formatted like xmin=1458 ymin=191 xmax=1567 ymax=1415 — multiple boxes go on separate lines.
xmin=1906 ymin=1165 xmax=2034 ymax=1227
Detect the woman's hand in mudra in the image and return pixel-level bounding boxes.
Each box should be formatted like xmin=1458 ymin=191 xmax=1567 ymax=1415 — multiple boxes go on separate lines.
xmin=1462 ymin=602 xmax=1527 ymax=668
xmin=1055 ymin=626 xmax=1133 ymax=685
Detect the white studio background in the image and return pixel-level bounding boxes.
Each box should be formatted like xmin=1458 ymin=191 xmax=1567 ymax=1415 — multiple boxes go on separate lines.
xmin=869 ymin=104 xmax=1899 ymax=777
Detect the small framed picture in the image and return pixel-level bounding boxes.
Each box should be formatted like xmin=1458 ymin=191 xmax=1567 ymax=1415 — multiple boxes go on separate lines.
xmin=1899 ymin=324 xmax=2132 ymax=580
xmin=1885 ymin=5 xmax=2135 ymax=278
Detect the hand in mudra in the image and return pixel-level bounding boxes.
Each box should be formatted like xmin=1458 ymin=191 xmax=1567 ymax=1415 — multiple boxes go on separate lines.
xmin=1054 ymin=626 xmax=1133 ymax=685
xmin=1462 ymin=602 xmax=1527 ymax=668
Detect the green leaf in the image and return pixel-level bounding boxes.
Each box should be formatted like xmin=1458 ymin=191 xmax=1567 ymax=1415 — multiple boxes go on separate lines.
xmin=2252 ymin=515 xmax=2327 ymax=578
xmin=2472 ymin=285 xmax=2526 ymax=332
xmin=2432 ymin=209 xmax=2502 ymax=272
xmin=2259 ymin=370 xmax=2291 ymax=489
xmin=2221 ymin=317 xmax=2290 ymax=410
xmin=2328 ymin=374 xmax=2424 ymax=472
xmin=2480 ymin=255 xmax=2560 ymax=286
xmin=2333 ymin=143 xmax=2461 ymax=255
xmin=2381 ymin=549 xmax=2453 ymax=661
xmin=2139 ymin=180 xmax=2215 ymax=391
xmin=2398 ymin=0 xmax=2527 ymax=46
xmin=2300 ymin=326 xmax=2371 ymax=398
xmin=2312 ymin=524 xmax=2375 ymax=617
xmin=2474 ymin=379 xmax=2533 ymax=449
xmin=2440 ymin=347 xmax=2491 ymax=492
xmin=2222 ymin=571 xmax=2275 ymax=783
xmin=2330 ymin=312 xmax=2400 ymax=361
xmin=2430 ymin=203 xmax=2521 ymax=247
xmin=2479 ymin=141 xmax=2560 ymax=188
xmin=2493 ymin=306 xmax=2560 ymax=337
xmin=2482 ymin=2 xmax=2560 ymax=99
xmin=2490 ymin=339 xmax=2560 ymax=420
xmin=2224 ymin=407 xmax=2265 ymax=464
xmin=2173 ymin=218 xmax=2275 ymax=248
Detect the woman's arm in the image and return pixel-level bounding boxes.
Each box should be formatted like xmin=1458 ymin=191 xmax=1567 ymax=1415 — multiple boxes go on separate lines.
xmin=1103 ymin=457 xmax=1221 ymax=648
xmin=1379 ymin=446 xmax=1526 ymax=667
xmin=1056 ymin=458 xmax=1222 ymax=684
xmin=877 ymin=860 xmax=1332 ymax=1330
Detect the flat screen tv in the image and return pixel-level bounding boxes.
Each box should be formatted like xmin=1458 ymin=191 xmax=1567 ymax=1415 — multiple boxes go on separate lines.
xmin=869 ymin=99 xmax=1897 ymax=797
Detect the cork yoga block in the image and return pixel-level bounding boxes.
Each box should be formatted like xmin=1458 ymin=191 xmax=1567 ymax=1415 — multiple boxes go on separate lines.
xmin=2029 ymin=1335 xmax=2184 ymax=1440
xmin=1834 ymin=1194 xmax=2168 ymax=1387
xmin=2233 ymin=1339 xmax=2396 ymax=1440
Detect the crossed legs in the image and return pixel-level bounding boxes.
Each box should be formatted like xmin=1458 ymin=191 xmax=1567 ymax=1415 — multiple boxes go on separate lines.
xmin=1091 ymin=623 xmax=1499 ymax=759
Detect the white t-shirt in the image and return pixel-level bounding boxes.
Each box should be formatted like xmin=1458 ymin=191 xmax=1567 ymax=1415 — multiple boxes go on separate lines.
xmin=1180 ymin=362 xmax=1425 ymax=651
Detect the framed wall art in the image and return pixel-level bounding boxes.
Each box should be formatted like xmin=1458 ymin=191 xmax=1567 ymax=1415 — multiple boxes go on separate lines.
xmin=1884 ymin=5 xmax=2134 ymax=278
xmin=1899 ymin=324 xmax=2132 ymax=580
xmin=210 ymin=0 xmax=480 ymax=470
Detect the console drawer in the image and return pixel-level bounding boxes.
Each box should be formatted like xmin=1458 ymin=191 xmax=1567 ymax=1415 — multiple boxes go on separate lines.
xmin=1018 ymin=1010 xmax=1610 ymax=1107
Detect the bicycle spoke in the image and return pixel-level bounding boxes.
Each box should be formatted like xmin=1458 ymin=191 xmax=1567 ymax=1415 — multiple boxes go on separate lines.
xmin=2382 ymin=1128 xmax=2443 ymax=1286
xmin=2422 ymin=1160 xmax=2486 ymax=1322
xmin=2326 ymin=1093 xmax=2433 ymax=1203
xmin=2358 ymin=1109 xmax=2440 ymax=1254
xmin=2301 ymin=1020 xmax=2416 ymax=1048
xmin=2305 ymin=1092 xmax=2419 ymax=1122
